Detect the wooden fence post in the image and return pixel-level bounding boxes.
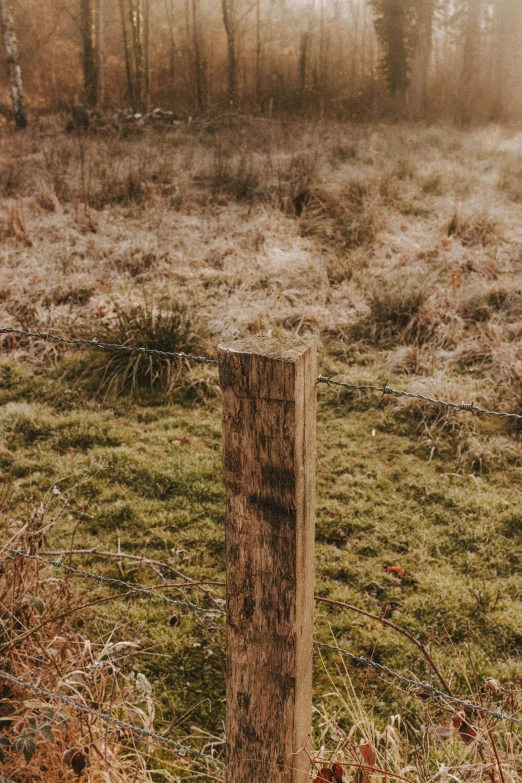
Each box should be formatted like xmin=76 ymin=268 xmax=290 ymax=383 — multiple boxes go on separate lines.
xmin=218 ymin=336 xmax=316 ymax=783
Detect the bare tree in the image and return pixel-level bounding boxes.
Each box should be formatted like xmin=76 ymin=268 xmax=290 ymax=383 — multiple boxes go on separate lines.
xmin=222 ymin=0 xmax=237 ymax=106
xmin=96 ymin=0 xmax=104 ymax=105
xmin=0 ymin=0 xmax=27 ymax=129
xmin=191 ymin=0 xmax=204 ymax=111
xmin=144 ymin=0 xmax=150 ymax=112
xmin=119 ymin=0 xmax=135 ymax=107
xmin=458 ymin=0 xmax=481 ymax=125
xmin=255 ymin=0 xmax=261 ymax=104
xmin=128 ymin=0 xmax=144 ymax=113
xmin=493 ymin=0 xmax=521 ymax=120
xmin=408 ymin=0 xmax=436 ymax=118
xmin=80 ymin=0 xmax=99 ymax=108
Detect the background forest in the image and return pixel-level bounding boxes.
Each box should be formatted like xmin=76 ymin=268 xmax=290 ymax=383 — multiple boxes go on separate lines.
xmin=1 ymin=0 xmax=522 ymax=127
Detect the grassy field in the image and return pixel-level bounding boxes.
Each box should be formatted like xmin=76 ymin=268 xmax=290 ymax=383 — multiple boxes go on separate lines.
xmin=1 ymin=116 xmax=522 ymax=781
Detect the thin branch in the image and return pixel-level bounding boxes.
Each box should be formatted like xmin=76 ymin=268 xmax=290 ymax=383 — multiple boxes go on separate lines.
xmin=315 ymin=595 xmax=452 ymax=694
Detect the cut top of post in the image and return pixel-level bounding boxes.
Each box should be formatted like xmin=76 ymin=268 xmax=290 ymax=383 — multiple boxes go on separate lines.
xmin=218 ymin=335 xmax=314 ymax=401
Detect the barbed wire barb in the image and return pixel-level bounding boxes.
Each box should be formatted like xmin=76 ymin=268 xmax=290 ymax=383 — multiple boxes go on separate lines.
xmin=317 ymin=376 xmax=522 ymax=421
xmin=315 ymin=641 xmax=522 ymax=726
xmin=0 ymin=326 xmax=218 ymax=365
xmin=0 ymin=670 xmax=225 ymax=768
xmin=0 ymin=546 xmax=225 ymax=618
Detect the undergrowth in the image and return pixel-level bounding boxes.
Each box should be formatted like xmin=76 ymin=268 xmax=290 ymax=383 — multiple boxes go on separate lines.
xmin=2 ymin=120 xmax=522 ymax=781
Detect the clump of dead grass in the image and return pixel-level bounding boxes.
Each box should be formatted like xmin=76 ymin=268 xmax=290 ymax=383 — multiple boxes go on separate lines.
xmin=359 ymin=274 xmax=436 ymax=346
xmin=447 ymin=210 xmax=500 ymax=246
xmin=211 ymin=144 xmax=260 ymax=203
xmin=458 ymin=283 xmax=511 ymax=322
xmin=295 ymin=181 xmax=376 ymax=255
xmin=79 ymin=300 xmax=213 ymax=400
xmin=315 ymin=656 xmax=522 ymax=783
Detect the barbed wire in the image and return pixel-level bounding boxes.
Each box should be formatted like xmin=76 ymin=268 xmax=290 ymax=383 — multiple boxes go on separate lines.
xmin=3 ymin=325 xmax=522 ymax=421
xmin=317 ymin=376 xmax=522 ymax=421
xmin=315 ymin=642 xmax=522 ymax=726
xmin=0 ymin=546 xmax=225 ymax=617
xmin=3 ymin=543 xmax=521 ymax=732
xmin=0 ymin=670 xmax=225 ymax=768
xmin=0 ymin=326 xmax=218 ymax=366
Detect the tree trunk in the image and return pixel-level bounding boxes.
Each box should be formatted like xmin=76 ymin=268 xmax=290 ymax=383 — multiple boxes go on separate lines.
xmin=192 ymin=0 xmax=203 ymax=111
xmin=299 ymin=32 xmax=308 ymax=98
xmin=222 ymin=0 xmax=237 ymax=106
xmin=408 ymin=0 xmax=435 ymax=119
xmin=80 ymin=0 xmax=98 ymax=109
xmin=119 ymin=0 xmax=135 ymax=107
xmin=96 ymin=0 xmax=104 ymax=105
xmin=255 ymin=0 xmax=261 ymax=105
xmin=458 ymin=0 xmax=481 ymax=125
xmin=128 ymin=0 xmax=144 ymax=113
xmin=0 ymin=0 xmax=27 ymax=129
xmin=144 ymin=0 xmax=150 ymax=112
xmin=164 ymin=0 xmax=176 ymax=83
xmin=493 ymin=0 xmax=521 ymax=121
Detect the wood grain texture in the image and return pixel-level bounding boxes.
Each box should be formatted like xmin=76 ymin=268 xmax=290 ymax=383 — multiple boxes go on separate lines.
xmin=219 ymin=335 xmax=316 ymax=783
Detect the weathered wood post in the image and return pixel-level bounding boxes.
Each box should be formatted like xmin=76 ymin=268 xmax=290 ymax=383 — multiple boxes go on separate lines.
xmin=218 ymin=336 xmax=316 ymax=783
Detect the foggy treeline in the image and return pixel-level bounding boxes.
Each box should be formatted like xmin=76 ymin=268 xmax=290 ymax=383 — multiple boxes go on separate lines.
xmin=1 ymin=0 xmax=522 ymax=126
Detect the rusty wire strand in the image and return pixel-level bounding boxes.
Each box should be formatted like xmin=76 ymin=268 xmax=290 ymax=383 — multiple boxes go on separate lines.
xmin=317 ymin=376 xmax=522 ymax=421
xmin=0 ymin=670 xmax=225 ymax=768
xmin=0 ymin=326 xmax=218 ymax=365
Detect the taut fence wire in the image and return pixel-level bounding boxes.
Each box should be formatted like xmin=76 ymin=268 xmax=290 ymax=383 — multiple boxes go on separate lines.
xmin=317 ymin=376 xmax=522 ymax=421
xmin=0 ymin=545 xmax=226 ymax=618
xmin=2 ymin=324 xmax=521 ymax=421
xmin=0 ymin=326 xmax=218 ymax=365
xmin=0 ymin=670 xmax=225 ymax=769
xmin=2 ymin=544 xmax=521 ymax=730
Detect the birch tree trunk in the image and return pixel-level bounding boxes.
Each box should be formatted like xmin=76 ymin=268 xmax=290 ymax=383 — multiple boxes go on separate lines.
xmin=0 ymin=0 xmax=27 ymax=129
xmin=408 ymin=0 xmax=436 ymax=119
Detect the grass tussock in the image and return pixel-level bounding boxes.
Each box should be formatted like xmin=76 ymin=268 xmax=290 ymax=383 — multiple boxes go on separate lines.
xmin=360 ymin=275 xmax=436 ymax=346
xmin=81 ymin=301 xmax=210 ymax=400
xmin=447 ymin=210 xmax=500 ymax=246
xmin=295 ymin=181 xmax=376 ymax=254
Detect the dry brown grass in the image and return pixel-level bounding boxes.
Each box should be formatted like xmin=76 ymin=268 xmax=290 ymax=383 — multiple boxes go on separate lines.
xmin=0 ymin=487 xmax=224 ymax=782
xmin=0 ymin=121 xmax=521 ymax=421
xmin=0 ymin=490 xmax=155 ymax=781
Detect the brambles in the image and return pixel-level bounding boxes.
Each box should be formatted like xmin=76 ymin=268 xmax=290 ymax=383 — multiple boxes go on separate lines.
xmin=0 ymin=490 xmax=155 ymax=781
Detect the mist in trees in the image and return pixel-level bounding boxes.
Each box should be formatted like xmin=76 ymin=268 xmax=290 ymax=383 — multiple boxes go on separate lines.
xmin=1 ymin=0 xmax=522 ymax=126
